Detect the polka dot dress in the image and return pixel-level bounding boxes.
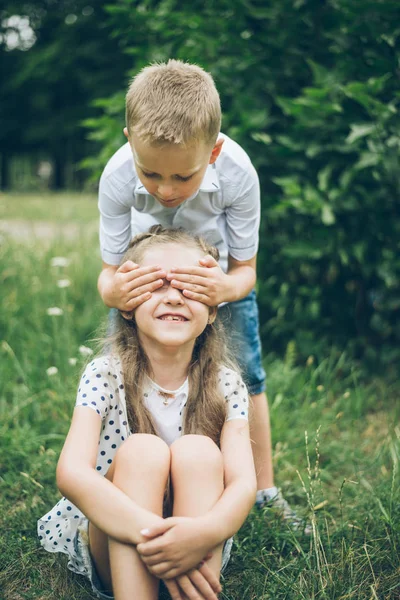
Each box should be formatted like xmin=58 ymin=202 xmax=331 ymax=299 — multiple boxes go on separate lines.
xmin=37 ymin=355 xmax=249 ymax=577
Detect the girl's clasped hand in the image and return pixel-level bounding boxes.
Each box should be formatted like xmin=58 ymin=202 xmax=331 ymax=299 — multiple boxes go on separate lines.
xmin=38 ymin=226 xmax=256 ymax=600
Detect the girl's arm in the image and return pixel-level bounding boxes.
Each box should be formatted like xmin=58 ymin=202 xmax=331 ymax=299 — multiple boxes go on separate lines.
xmin=137 ymin=418 xmax=256 ymax=577
xmin=198 ymin=417 xmax=257 ymax=541
xmin=56 ymin=406 xmax=164 ymax=545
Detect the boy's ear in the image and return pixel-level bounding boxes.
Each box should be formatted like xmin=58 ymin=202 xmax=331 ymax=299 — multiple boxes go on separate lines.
xmin=209 ymin=137 xmax=224 ymax=165
xmin=208 ymin=306 xmax=217 ymax=324
xmin=123 ymin=127 xmax=129 ymax=140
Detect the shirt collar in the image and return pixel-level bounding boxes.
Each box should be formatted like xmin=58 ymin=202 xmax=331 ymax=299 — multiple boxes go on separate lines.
xmin=144 ymin=376 xmax=189 ymax=401
xmin=134 ymin=163 xmax=220 ymax=195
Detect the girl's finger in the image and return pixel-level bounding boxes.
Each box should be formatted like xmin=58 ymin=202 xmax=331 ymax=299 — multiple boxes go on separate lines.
xmin=199 ymin=563 xmax=222 ymax=594
xmin=139 ymin=518 xmax=180 ymax=540
xmin=187 ymin=569 xmax=219 ymax=600
xmin=137 ymin=539 xmax=164 ymax=556
xmin=139 ymin=551 xmax=165 ymax=566
xmin=164 ymin=579 xmax=186 ymax=600
xmin=176 ymin=574 xmax=203 ymax=600
xmin=146 ymin=561 xmax=172 ymax=578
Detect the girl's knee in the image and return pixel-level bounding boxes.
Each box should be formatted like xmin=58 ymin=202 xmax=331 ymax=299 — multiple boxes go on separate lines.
xmin=171 ymin=434 xmax=223 ymax=475
xmin=113 ymin=433 xmax=170 ymax=475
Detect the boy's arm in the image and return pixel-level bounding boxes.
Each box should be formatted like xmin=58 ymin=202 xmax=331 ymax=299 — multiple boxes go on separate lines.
xmin=167 ymin=161 xmax=260 ymax=305
xmin=166 ymin=252 xmax=257 ymax=306
xmin=98 ymin=260 xmax=166 ymax=311
xmin=98 ymin=167 xmax=166 ymax=311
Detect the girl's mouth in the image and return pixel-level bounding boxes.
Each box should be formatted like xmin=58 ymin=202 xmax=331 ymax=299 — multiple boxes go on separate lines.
xmin=157 ymin=314 xmax=188 ymax=322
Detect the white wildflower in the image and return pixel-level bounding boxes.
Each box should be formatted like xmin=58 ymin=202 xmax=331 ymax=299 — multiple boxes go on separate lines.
xmin=46 ymin=366 xmax=58 ymax=376
xmin=79 ymin=345 xmax=93 ymax=356
xmin=57 ymin=279 xmax=71 ymax=288
xmin=68 ymin=357 xmax=77 ymax=366
xmin=46 ymin=307 xmax=64 ymax=316
xmin=51 ymin=256 xmax=70 ymax=267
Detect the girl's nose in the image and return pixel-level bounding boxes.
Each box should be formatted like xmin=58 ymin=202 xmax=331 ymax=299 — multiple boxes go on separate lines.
xmin=165 ymin=284 xmax=184 ymax=304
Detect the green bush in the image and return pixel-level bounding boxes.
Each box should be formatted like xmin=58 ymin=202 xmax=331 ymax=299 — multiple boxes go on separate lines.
xmin=83 ymin=0 xmax=400 ymax=366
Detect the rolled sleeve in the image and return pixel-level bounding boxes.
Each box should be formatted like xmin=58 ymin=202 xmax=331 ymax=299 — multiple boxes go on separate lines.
xmin=224 ymin=164 xmax=260 ymax=262
xmin=99 ymin=173 xmax=133 ymax=266
xmin=75 ymin=357 xmax=116 ymax=420
xmin=220 ymin=368 xmax=249 ymax=422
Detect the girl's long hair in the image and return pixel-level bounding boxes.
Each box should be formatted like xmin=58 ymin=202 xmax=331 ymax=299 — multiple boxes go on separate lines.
xmin=107 ymin=225 xmax=238 ymax=446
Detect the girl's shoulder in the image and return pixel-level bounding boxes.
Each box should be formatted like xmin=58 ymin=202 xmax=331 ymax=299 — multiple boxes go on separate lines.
xmin=217 ymin=366 xmax=247 ymax=392
xmin=81 ymin=354 xmax=122 ymax=380
xmin=75 ymin=353 xmax=126 ymax=419
xmin=218 ymin=365 xmax=242 ymax=382
xmin=218 ymin=366 xmax=249 ymax=421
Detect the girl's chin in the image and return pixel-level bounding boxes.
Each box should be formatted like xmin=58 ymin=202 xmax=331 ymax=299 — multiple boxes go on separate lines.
xmin=141 ymin=334 xmax=197 ymax=349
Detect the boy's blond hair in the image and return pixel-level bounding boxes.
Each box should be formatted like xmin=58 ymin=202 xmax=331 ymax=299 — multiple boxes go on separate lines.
xmin=125 ymin=59 xmax=221 ymax=147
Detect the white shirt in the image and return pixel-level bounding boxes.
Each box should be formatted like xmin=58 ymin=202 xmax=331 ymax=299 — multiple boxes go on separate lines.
xmin=37 ymin=355 xmax=249 ymax=576
xmin=98 ymin=132 xmax=260 ymax=273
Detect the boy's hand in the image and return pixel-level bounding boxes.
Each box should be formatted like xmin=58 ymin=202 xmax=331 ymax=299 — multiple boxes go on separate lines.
xmin=137 ymin=517 xmax=214 ymax=579
xmin=105 ymin=260 xmax=166 ymax=311
xmin=166 ymin=255 xmax=234 ymax=306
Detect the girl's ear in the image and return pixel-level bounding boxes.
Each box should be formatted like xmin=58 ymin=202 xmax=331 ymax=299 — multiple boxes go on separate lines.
xmin=120 ymin=310 xmax=134 ymax=321
xmin=207 ymin=307 xmax=217 ymax=325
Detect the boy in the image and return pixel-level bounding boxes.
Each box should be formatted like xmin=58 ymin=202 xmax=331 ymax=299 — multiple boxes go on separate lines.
xmin=97 ymin=59 xmax=298 ymax=522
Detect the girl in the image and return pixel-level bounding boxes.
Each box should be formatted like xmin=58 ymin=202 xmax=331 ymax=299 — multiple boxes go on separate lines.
xmin=38 ymin=226 xmax=256 ymax=600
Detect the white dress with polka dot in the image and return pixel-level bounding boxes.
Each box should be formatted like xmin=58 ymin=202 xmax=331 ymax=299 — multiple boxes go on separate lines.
xmin=37 ymin=355 xmax=249 ymax=577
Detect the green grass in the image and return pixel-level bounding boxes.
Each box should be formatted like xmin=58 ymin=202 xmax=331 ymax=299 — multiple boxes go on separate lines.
xmin=0 ymin=195 xmax=399 ymax=600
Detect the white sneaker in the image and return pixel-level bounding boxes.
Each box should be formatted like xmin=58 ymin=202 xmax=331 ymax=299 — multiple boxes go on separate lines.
xmin=256 ymin=489 xmax=312 ymax=534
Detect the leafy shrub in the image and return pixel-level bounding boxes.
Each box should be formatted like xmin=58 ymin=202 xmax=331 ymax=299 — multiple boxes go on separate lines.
xmin=83 ymin=0 xmax=400 ymax=366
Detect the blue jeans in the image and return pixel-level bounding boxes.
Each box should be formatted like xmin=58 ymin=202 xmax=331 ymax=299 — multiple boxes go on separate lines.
xmin=218 ymin=289 xmax=266 ymax=396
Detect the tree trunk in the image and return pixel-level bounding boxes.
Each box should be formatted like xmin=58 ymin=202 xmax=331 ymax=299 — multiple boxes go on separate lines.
xmin=52 ymin=152 xmax=65 ymax=190
xmin=0 ymin=153 xmax=10 ymax=190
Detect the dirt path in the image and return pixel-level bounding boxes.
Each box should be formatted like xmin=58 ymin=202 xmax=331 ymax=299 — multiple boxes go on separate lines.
xmin=0 ymin=219 xmax=97 ymax=243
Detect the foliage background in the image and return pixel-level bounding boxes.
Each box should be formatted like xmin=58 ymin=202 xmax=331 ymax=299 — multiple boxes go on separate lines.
xmin=1 ymin=0 xmax=400 ymax=365
xmin=1 ymin=3 xmax=399 ymax=598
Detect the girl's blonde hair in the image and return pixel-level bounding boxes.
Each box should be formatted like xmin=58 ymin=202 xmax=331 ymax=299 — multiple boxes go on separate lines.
xmin=125 ymin=59 xmax=221 ymax=147
xmin=109 ymin=225 xmax=236 ymax=446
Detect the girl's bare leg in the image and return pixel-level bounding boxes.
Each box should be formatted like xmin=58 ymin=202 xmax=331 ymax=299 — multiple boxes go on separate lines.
xmin=88 ymin=434 xmax=171 ymax=600
xmin=170 ymin=434 xmax=225 ymax=576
